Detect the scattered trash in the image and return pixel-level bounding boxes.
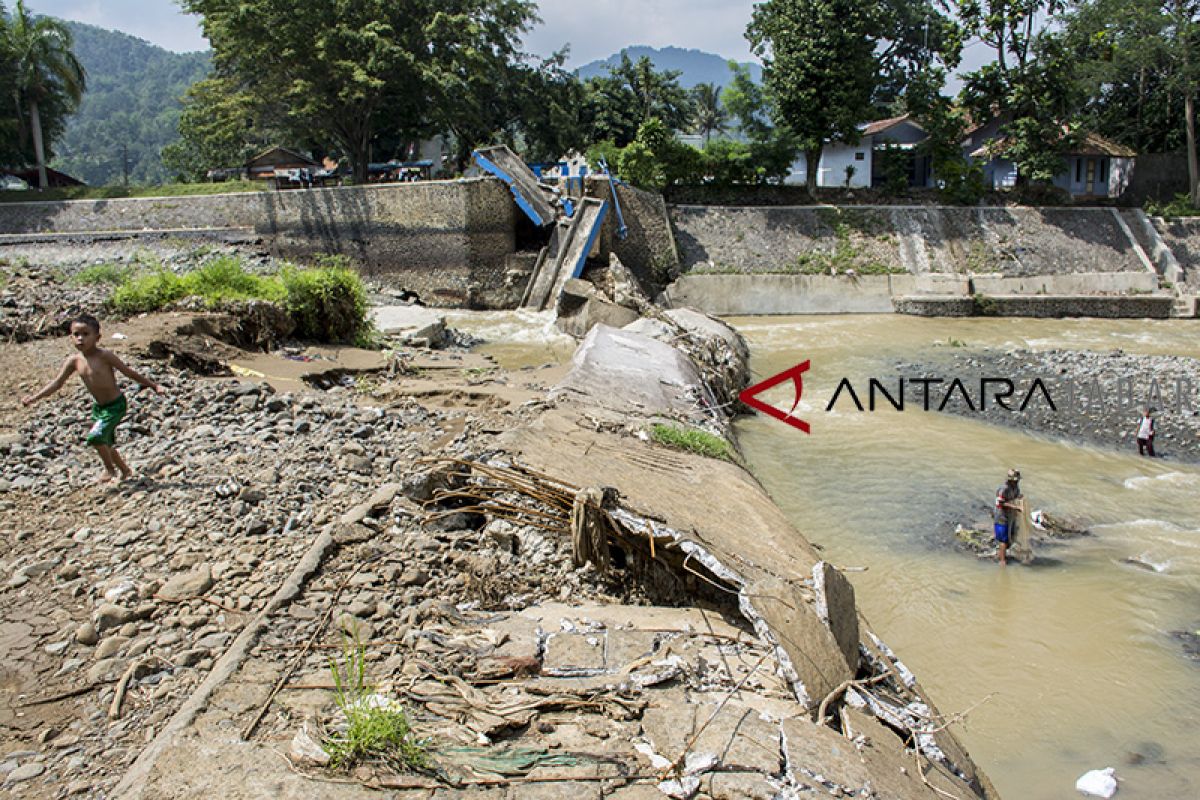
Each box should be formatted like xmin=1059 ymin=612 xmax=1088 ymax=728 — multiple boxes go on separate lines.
xmin=111 ymin=332 xmax=128 ymax=340
xmin=1076 ymin=767 xmax=1118 ymax=798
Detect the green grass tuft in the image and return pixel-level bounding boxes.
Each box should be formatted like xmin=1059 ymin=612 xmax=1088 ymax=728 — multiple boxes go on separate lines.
xmin=323 ymin=640 xmax=429 ymax=772
xmin=649 ymin=423 xmax=736 ymax=462
xmin=73 ymin=263 xmax=135 ymax=286
xmin=106 ymin=255 xmax=368 ymax=343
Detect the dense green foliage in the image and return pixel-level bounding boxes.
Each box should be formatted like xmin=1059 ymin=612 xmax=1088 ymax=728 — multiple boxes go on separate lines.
xmin=1062 ymin=0 xmax=1200 ymax=203
xmin=0 ymin=1 xmax=86 ymax=186
xmin=581 ymin=53 xmax=694 ymax=147
xmin=50 ymin=21 xmax=208 ymax=185
xmin=181 ymin=0 xmax=544 ymax=183
xmin=107 ymin=256 xmax=369 ymax=344
xmin=281 ymin=260 xmax=368 ymax=344
xmin=957 ymin=1 xmax=1083 ymax=186
xmin=748 ymin=0 xmax=878 ymax=196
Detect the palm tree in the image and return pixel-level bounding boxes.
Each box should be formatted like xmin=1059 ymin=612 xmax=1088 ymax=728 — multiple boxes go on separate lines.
xmin=4 ymin=0 xmax=85 ymax=189
xmin=691 ymin=82 xmax=727 ymax=144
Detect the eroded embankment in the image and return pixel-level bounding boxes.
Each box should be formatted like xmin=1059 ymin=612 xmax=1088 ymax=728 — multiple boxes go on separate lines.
xmin=1 ymin=280 xmax=994 ymax=799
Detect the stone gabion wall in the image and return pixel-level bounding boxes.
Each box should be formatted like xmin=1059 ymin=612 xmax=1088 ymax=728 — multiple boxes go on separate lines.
xmin=669 ymin=204 xmax=1147 ymax=277
xmin=585 ymin=179 xmax=681 ymax=294
xmin=0 ymin=179 xmax=517 ymax=307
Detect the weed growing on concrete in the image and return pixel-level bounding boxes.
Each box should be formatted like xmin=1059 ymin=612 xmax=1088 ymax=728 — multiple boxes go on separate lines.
xmin=323 ymin=640 xmax=428 ymax=772
xmin=1145 ymin=193 xmax=1200 ymax=219
xmin=649 ymin=423 xmax=735 ymax=462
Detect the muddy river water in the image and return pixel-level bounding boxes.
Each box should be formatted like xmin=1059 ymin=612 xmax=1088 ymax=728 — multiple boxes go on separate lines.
xmin=455 ymin=310 xmax=1200 ymax=798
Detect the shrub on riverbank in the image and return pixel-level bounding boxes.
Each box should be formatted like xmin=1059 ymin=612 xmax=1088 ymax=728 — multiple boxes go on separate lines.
xmin=108 ymin=255 xmax=370 ymax=344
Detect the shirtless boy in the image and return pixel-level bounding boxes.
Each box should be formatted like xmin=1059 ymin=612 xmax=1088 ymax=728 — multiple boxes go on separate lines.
xmin=20 ymin=314 xmax=164 ymax=481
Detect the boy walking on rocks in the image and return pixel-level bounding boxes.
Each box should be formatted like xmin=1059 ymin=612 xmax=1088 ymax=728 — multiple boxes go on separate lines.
xmin=20 ymin=314 xmax=164 ymax=481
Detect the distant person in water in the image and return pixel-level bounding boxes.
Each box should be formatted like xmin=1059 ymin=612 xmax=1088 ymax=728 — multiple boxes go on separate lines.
xmin=994 ymin=469 xmax=1022 ymax=566
xmin=1135 ymin=407 xmax=1156 ymax=457
xmin=20 ymin=314 xmax=164 ymax=482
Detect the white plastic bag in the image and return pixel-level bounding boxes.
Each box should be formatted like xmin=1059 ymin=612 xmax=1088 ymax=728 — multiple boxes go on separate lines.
xmin=1076 ymin=767 xmax=1118 ymax=798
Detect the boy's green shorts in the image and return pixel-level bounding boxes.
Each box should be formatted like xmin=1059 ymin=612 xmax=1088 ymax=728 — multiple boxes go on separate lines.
xmin=86 ymin=394 xmax=127 ymax=447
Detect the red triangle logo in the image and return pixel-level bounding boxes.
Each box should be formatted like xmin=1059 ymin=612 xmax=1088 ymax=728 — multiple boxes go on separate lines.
xmin=739 ymin=360 xmax=811 ymax=433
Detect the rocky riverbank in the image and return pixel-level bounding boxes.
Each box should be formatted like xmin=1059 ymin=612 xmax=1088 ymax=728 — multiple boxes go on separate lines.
xmin=896 ymin=347 xmax=1200 ymax=463
xmin=1 ymin=255 xmax=995 ymax=799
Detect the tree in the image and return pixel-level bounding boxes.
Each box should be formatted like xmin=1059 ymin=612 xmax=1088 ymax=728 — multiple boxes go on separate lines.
xmin=1065 ymin=0 xmax=1200 ymax=204
xmin=505 ymin=50 xmax=587 ymax=162
xmin=958 ymin=0 xmax=1081 ymax=187
xmin=721 ymin=61 xmax=771 ymax=140
xmin=582 ymin=53 xmax=693 ymax=146
xmin=748 ymin=0 xmax=878 ymax=196
xmin=869 ymin=0 xmax=963 ymax=113
xmin=691 ymin=82 xmax=727 ymax=143
xmin=2 ymin=0 xmax=86 ymax=188
xmin=162 ymin=76 xmax=277 ymax=181
xmin=183 ymin=0 xmax=539 ymax=184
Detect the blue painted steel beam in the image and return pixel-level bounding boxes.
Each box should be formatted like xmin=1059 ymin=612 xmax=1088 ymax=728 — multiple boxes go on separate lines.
xmin=569 ymin=200 xmax=610 ymax=279
xmin=472 ymin=151 xmax=551 ymax=226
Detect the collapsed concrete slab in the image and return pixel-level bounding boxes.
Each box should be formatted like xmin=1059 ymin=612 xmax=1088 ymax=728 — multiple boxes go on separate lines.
xmin=370 ymin=304 xmax=447 ymax=347
xmin=550 ymin=324 xmax=718 ymax=427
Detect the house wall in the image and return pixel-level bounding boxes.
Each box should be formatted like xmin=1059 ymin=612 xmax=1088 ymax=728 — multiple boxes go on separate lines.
xmin=981 ymin=158 xmax=1018 ymax=189
xmin=1110 ymin=157 xmax=1135 ymax=198
xmin=785 ymin=140 xmax=873 ymax=188
xmin=875 ymin=121 xmax=926 ymax=146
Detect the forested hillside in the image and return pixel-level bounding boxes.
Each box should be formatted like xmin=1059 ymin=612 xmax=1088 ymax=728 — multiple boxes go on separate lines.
xmin=50 ymin=21 xmax=208 ymax=186
xmin=576 ymin=46 xmax=761 ymax=90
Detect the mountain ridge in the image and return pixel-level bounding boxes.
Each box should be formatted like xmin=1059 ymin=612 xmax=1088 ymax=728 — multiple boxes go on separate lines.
xmin=50 ymin=21 xmax=210 ymax=186
xmin=575 ymin=45 xmax=761 ymax=89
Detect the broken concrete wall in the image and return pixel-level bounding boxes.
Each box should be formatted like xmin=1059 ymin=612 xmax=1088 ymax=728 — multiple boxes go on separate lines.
xmin=508 ymin=319 xmax=997 ymax=798
xmin=585 ymin=178 xmax=681 ymax=296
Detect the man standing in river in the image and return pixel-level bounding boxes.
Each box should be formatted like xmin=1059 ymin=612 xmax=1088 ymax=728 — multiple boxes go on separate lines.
xmin=994 ymin=469 xmax=1022 ymax=566
xmin=1135 ymin=407 xmax=1156 ymax=457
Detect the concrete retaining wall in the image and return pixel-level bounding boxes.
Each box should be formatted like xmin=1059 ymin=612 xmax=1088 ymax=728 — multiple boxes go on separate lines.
xmin=0 ymin=180 xmax=517 ymax=307
xmin=664 ymin=273 xmax=969 ymax=315
xmin=671 ymin=204 xmax=1147 ymax=277
xmin=1151 ymin=216 xmax=1200 ymax=289
xmin=896 ymin=294 xmax=1174 ymax=318
xmin=970 ymin=271 xmax=1158 ymax=294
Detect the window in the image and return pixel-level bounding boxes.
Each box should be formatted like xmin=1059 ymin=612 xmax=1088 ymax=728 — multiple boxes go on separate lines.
xmin=855 ymin=152 xmax=865 ymax=161
xmin=1075 ymin=158 xmax=1082 ymax=182
xmin=1099 ymin=158 xmax=1108 ymax=183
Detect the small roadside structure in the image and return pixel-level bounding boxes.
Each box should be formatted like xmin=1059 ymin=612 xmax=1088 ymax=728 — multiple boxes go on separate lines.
xmin=5 ymin=167 xmax=84 ymax=188
xmin=244 ymin=146 xmax=319 ymax=182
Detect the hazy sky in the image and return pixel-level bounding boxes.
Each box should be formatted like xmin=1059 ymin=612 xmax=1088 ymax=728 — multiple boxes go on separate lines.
xmin=27 ymin=0 xmax=761 ymax=64
xmin=26 ymin=0 xmax=989 ymax=79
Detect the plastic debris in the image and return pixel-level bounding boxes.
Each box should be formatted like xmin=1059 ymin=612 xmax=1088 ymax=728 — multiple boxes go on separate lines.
xmin=1076 ymin=767 xmax=1118 ymax=798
